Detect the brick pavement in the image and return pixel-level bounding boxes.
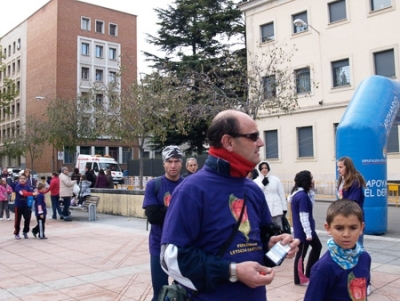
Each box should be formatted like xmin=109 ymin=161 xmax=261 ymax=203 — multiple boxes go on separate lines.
xmin=1 ymin=211 xmax=399 ymax=300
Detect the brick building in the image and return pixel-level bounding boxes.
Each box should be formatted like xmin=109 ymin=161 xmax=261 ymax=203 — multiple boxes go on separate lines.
xmin=0 ymin=0 xmax=137 ymax=173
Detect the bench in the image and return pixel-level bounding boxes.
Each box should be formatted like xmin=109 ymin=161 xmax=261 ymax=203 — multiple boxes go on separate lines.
xmin=69 ymin=196 xmax=100 ymax=221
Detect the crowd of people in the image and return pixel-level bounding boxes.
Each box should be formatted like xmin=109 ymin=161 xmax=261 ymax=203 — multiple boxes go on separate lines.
xmin=1 ymin=108 xmax=371 ymax=300
xmin=0 ymin=165 xmax=116 ymax=240
xmin=143 ymin=110 xmax=370 ymax=301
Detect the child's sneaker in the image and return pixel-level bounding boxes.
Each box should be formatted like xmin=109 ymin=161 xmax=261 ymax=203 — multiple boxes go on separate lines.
xmin=15 ymin=235 xmax=21 ymax=240
xmin=23 ymin=232 xmax=28 ymax=239
xmin=0 ymin=218 xmax=3 ymax=221
xmin=6 ymin=218 xmax=11 ymax=221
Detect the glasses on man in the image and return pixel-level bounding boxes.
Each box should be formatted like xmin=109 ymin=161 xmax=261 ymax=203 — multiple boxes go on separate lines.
xmin=230 ymin=132 xmax=260 ymax=142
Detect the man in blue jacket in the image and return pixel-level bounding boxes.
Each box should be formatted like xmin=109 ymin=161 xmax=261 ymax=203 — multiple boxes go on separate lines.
xmin=161 ymin=110 xmax=299 ymax=300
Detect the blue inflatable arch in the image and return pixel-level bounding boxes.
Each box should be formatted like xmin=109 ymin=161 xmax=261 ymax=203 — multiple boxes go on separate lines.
xmin=336 ymin=76 xmax=400 ymax=235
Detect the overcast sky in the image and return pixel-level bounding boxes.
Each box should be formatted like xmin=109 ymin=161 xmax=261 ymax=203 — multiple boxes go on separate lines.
xmin=0 ymin=0 xmax=173 ymax=75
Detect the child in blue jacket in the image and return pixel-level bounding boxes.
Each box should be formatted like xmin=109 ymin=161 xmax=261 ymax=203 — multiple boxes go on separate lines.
xmin=32 ymin=183 xmax=48 ymax=239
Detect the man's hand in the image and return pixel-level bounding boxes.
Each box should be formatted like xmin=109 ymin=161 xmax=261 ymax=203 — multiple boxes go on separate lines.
xmin=236 ymin=261 xmax=275 ymax=288
xmin=268 ymin=234 xmax=300 ymax=259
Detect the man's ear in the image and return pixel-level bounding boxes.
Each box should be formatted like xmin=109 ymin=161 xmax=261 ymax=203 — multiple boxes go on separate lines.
xmin=221 ymin=134 xmax=234 ymax=151
xmin=324 ymin=222 xmax=331 ymax=235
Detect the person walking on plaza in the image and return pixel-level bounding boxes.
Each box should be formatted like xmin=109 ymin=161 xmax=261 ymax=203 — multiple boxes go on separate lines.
xmin=287 ymin=170 xmax=322 ymax=286
xmin=59 ymin=167 xmax=76 ymax=221
xmin=94 ymin=169 xmax=108 ymax=188
xmin=160 ymin=110 xmax=299 ymax=301
xmin=142 ymin=145 xmax=184 ymax=301
xmin=304 ymin=200 xmax=371 ymax=301
xmin=13 ymin=175 xmax=38 ymax=239
xmin=181 ymin=157 xmax=198 ymax=178
xmin=337 ymin=156 xmax=366 ymax=244
xmin=254 ymin=161 xmax=287 ymax=231
xmin=32 ymin=183 xmax=48 ymax=239
xmin=0 ymin=178 xmax=12 ymax=221
xmin=45 ymin=172 xmax=62 ymax=220
xmin=106 ymin=169 xmax=114 ymax=188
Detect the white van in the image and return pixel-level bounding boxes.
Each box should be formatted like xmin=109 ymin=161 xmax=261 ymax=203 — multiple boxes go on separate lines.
xmin=75 ymin=154 xmax=124 ymax=184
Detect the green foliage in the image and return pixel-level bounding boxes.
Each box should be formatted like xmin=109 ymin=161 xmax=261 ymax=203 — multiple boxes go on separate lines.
xmin=0 ymin=43 xmax=18 ymax=112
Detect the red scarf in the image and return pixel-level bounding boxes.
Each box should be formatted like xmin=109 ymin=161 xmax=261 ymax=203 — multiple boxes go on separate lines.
xmin=208 ymin=146 xmax=255 ymax=178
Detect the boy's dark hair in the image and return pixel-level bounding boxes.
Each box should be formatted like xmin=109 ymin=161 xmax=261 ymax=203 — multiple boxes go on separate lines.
xmin=326 ymin=199 xmax=364 ymax=225
xmin=37 ymin=182 xmax=46 ymax=190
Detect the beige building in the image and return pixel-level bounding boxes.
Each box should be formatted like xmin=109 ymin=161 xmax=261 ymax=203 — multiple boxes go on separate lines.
xmin=240 ymin=0 xmax=400 ymax=185
xmin=0 ymin=0 xmax=137 ymax=173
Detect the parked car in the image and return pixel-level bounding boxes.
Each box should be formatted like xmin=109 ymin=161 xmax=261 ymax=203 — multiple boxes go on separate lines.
xmin=7 ymin=167 xmax=22 ymax=179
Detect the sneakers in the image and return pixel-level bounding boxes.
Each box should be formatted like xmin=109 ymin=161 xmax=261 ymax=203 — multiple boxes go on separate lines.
xmin=0 ymin=218 xmax=3 ymax=221
xmin=32 ymin=231 xmax=37 ymax=238
xmin=6 ymin=218 xmax=11 ymax=221
xmin=40 ymin=236 xmax=48 ymax=240
xmin=23 ymin=232 xmax=28 ymax=239
xmin=15 ymin=235 xmax=21 ymax=240
xmin=367 ymin=284 xmax=372 ymax=296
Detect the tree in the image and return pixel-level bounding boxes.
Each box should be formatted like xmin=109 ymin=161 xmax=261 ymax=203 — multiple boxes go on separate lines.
xmin=143 ymin=0 xmax=246 ymax=153
xmin=0 ymin=43 xmax=19 ymax=111
xmin=97 ymin=72 xmax=192 ymax=188
xmin=0 ymin=116 xmax=47 ymax=170
xmin=144 ymin=0 xmax=244 ymax=70
xmin=45 ymin=96 xmax=101 ymax=170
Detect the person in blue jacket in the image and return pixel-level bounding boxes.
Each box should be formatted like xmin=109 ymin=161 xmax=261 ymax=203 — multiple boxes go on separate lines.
xmin=142 ymin=145 xmax=184 ymax=301
xmin=32 ymin=183 xmax=48 ymax=239
xmin=287 ymin=170 xmax=322 ymax=286
xmin=13 ymin=175 xmax=38 ymax=239
xmin=160 ymin=110 xmax=299 ymax=301
xmin=337 ymin=156 xmax=366 ymax=244
xmin=304 ymin=200 xmax=371 ymax=301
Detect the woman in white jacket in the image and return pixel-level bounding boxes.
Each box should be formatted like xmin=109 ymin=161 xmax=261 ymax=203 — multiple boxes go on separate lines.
xmin=254 ymin=161 xmax=287 ymax=230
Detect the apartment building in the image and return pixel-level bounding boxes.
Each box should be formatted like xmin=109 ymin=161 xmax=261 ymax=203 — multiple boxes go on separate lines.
xmin=0 ymin=0 xmax=137 ymax=173
xmin=239 ymin=0 xmax=400 ymax=183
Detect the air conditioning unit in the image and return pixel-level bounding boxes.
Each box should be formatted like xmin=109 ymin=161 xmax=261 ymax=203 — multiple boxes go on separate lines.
xmin=16 ymin=43 xmax=20 ymax=50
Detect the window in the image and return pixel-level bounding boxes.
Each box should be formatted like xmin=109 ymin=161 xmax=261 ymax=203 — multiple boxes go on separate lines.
xmin=374 ymin=49 xmax=395 ymax=78
xmin=109 ymin=48 xmax=117 ymax=60
xmin=293 ymin=12 xmax=308 ymax=33
xmin=81 ymin=17 xmax=90 ymax=30
xmin=95 ymin=147 xmax=105 ymax=156
xmin=297 ymin=126 xmax=314 ymax=157
xmin=13 ymin=42 xmax=15 ymax=53
xmin=122 ymin=147 xmax=132 ymax=163
xmin=8 ymin=45 xmax=11 ymax=56
xmin=81 ymin=67 xmax=89 ymax=80
xmin=263 ymin=75 xmax=276 ymax=99
xmin=371 ymin=0 xmax=391 ymax=11
xmin=264 ymin=130 xmax=278 ymax=159
xmin=81 ymin=43 xmax=89 ymax=55
xmin=109 ymin=24 xmax=117 ymax=36
xmin=295 ymin=67 xmax=311 ymax=93
xmin=64 ymin=147 xmax=75 ymax=164
xmin=96 ymin=94 xmax=103 ymax=105
xmin=109 ymin=71 xmax=117 ymax=82
xmin=95 ymin=69 xmax=103 ymax=81
xmin=12 ymin=62 xmax=15 ymax=74
xmin=261 ymin=22 xmax=274 ymax=42
xmin=80 ymin=92 xmax=89 ymax=102
xmin=17 ymin=59 xmax=20 ymax=71
xmin=329 ymin=0 xmax=347 ymax=23
xmin=96 ymin=20 xmax=104 ymax=33
xmin=332 ymin=59 xmax=350 ymax=87
xmin=3 ymin=48 xmax=6 ymax=57
xmin=95 ymin=45 xmax=103 ymax=58
xmin=79 ymin=146 xmax=91 ymax=155
xmin=109 ymin=147 xmax=118 ymax=161
xmin=387 ymin=125 xmax=399 ymax=153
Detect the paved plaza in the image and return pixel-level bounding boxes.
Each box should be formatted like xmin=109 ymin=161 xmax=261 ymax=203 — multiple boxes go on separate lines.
xmin=1 ymin=208 xmax=400 ymax=300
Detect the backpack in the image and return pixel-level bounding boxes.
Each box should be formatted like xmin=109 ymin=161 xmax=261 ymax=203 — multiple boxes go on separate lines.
xmin=146 ymin=176 xmax=162 ymax=231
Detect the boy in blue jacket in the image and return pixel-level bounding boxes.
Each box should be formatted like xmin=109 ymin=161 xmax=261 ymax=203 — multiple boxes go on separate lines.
xmin=32 ymin=183 xmax=48 ymax=239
